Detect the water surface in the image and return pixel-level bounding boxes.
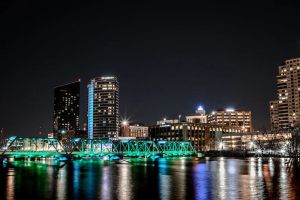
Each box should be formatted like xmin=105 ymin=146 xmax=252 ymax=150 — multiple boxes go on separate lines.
xmin=1 ymin=157 xmax=300 ymax=200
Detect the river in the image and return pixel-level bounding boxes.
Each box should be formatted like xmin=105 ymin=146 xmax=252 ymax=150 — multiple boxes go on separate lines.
xmin=0 ymin=157 xmax=300 ymax=200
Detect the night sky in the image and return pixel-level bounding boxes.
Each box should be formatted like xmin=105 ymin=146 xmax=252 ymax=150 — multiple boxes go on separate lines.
xmin=1 ymin=1 xmax=300 ymax=137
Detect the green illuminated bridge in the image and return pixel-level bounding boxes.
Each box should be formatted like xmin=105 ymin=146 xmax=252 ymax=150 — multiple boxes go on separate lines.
xmin=0 ymin=136 xmax=195 ymax=160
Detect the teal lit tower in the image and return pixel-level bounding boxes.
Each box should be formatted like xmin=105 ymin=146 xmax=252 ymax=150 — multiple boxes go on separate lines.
xmin=88 ymin=76 xmax=119 ymax=139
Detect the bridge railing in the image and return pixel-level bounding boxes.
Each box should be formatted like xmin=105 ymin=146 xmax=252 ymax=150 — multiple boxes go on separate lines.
xmin=65 ymin=139 xmax=161 ymax=156
xmin=1 ymin=136 xmax=64 ymax=157
xmin=156 ymin=141 xmax=195 ymax=156
xmin=66 ymin=139 xmax=195 ymax=157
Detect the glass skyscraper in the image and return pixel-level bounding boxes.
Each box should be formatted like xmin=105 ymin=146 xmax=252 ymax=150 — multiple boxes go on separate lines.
xmin=88 ymin=76 xmax=119 ymax=139
xmin=53 ymin=81 xmax=80 ymax=137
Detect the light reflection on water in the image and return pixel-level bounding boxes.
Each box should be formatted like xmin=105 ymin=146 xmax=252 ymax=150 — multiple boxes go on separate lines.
xmin=1 ymin=157 xmax=300 ymax=200
xmin=6 ymin=168 xmax=15 ymax=200
xmin=101 ymin=165 xmax=111 ymax=200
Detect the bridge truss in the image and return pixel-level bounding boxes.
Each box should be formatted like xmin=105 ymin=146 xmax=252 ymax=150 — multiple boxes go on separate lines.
xmin=0 ymin=136 xmax=195 ymax=159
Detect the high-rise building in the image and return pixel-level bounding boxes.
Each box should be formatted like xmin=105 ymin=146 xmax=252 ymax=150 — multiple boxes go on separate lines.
xmin=207 ymin=108 xmax=252 ymax=132
xmin=270 ymin=58 xmax=300 ymax=129
xmin=88 ymin=76 xmax=119 ymax=139
xmin=270 ymin=100 xmax=279 ymax=130
xmin=53 ymin=81 xmax=80 ymax=137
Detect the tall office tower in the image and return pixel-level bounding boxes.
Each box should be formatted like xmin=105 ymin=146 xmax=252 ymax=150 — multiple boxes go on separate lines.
xmin=207 ymin=108 xmax=253 ymax=132
xmin=270 ymin=58 xmax=300 ymax=129
xmin=53 ymin=81 xmax=80 ymax=137
xmin=88 ymin=76 xmax=119 ymax=139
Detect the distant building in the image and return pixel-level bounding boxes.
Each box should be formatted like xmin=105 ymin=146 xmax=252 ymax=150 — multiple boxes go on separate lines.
xmin=56 ymin=130 xmax=87 ymax=145
xmin=186 ymin=106 xmax=207 ymax=124
xmin=120 ymin=122 xmax=148 ymax=138
xmin=156 ymin=118 xmax=179 ymax=125
xmin=270 ymin=58 xmax=300 ymax=130
xmin=207 ymin=108 xmax=252 ymax=132
xmin=241 ymin=131 xmax=291 ymax=149
xmin=88 ymin=76 xmax=119 ymax=139
xmin=149 ymin=122 xmax=242 ymax=151
xmin=53 ymin=81 xmax=80 ymax=139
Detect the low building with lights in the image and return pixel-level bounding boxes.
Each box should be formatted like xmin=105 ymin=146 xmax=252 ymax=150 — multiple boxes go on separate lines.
xmin=156 ymin=118 xmax=179 ymax=125
xmin=241 ymin=131 xmax=292 ymax=150
xmin=120 ymin=123 xmax=148 ymax=138
xmin=148 ymin=122 xmax=243 ymax=151
xmin=53 ymin=129 xmax=88 ymax=145
xmin=208 ymin=108 xmax=253 ymax=132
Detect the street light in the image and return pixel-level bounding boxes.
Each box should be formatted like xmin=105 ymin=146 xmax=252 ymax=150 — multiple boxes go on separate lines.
xmin=122 ymin=120 xmax=128 ymax=126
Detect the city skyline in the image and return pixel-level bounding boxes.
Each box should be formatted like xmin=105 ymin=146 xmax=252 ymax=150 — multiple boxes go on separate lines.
xmin=1 ymin=1 xmax=300 ymax=136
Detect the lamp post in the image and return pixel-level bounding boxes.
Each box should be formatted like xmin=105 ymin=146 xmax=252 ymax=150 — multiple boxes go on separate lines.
xmin=121 ymin=120 xmax=129 ymax=137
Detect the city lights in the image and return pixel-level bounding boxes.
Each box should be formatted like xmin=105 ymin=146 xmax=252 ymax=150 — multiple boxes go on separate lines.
xmin=249 ymin=141 xmax=254 ymax=147
xmin=219 ymin=142 xmax=224 ymax=150
xmin=197 ymin=105 xmax=204 ymax=111
xmin=225 ymin=108 xmax=235 ymax=112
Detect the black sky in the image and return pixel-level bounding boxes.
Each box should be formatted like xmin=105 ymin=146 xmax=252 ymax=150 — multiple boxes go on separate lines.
xmin=1 ymin=1 xmax=300 ymax=137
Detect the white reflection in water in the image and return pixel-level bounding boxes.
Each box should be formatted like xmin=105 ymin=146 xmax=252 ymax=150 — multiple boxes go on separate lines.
xmin=257 ymin=158 xmax=263 ymax=177
xmin=248 ymin=157 xmax=257 ymax=199
xmin=181 ymin=158 xmax=185 ymax=170
xmin=56 ymin=167 xmax=67 ymax=200
xmin=279 ymin=158 xmax=288 ymax=199
xmin=268 ymin=158 xmax=274 ymax=177
xmin=218 ymin=157 xmax=226 ymax=200
xmin=256 ymin=158 xmax=265 ymax=198
xmin=117 ymin=165 xmax=132 ymax=200
xmin=175 ymin=158 xmax=186 ymax=199
xmin=6 ymin=168 xmax=15 ymax=200
xmin=226 ymin=160 xmax=239 ymax=200
xmin=101 ymin=166 xmax=111 ymax=200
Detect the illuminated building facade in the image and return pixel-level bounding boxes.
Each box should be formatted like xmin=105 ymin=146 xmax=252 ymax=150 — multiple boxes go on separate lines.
xmin=88 ymin=76 xmax=119 ymax=139
xmin=156 ymin=118 xmax=179 ymax=125
xmin=120 ymin=123 xmax=148 ymax=138
xmin=207 ymin=108 xmax=252 ymax=132
xmin=270 ymin=58 xmax=300 ymax=130
xmin=53 ymin=81 xmax=80 ymax=138
xmin=186 ymin=106 xmax=207 ymax=123
xmin=149 ymin=122 xmax=242 ymax=151
xmin=270 ymin=100 xmax=279 ymax=130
